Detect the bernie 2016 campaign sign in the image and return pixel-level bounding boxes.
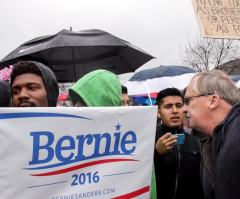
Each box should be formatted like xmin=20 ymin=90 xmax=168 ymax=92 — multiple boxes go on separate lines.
xmin=0 ymin=106 xmax=157 ymax=199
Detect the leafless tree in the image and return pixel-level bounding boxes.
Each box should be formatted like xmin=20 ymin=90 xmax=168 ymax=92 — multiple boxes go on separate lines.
xmin=182 ymin=36 xmax=240 ymax=72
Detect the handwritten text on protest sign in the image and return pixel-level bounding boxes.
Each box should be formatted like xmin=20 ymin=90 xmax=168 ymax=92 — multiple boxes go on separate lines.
xmin=192 ymin=0 xmax=240 ymax=38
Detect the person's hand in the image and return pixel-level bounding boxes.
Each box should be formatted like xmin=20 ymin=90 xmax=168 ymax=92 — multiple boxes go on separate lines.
xmin=155 ymin=132 xmax=177 ymax=155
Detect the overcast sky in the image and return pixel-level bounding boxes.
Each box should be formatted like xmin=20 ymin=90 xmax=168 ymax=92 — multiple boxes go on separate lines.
xmin=0 ymin=0 xmax=199 ymax=70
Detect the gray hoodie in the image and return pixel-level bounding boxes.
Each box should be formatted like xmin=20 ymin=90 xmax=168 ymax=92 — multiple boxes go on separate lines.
xmin=32 ymin=61 xmax=59 ymax=107
xmin=11 ymin=61 xmax=59 ymax=107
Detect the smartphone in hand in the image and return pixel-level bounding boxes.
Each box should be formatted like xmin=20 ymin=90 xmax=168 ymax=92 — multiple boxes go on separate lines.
xmin=176 ymin=133 xmax=185 ymax=144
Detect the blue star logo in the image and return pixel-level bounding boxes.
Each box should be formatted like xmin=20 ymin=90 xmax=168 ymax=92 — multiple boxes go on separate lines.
xmin=115 ymin=123 xmax=121 ymax=131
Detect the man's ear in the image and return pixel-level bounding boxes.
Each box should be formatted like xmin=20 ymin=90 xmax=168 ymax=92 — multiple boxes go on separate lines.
xmin=209 ymin=94 xmax=220 ymax=110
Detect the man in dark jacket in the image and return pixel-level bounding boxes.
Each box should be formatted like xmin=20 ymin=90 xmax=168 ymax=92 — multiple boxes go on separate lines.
xmin=184 ymin=70 xmax=240 ymax=199
xmin=10 ymin=61 xmax=59 ymax=107
xmin=154 ymin=88 xmax=204 ymax=199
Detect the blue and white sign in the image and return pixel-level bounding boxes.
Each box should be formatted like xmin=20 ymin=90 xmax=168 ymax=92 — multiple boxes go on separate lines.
xmin=0 ymin=106 xmax=157 ymax=199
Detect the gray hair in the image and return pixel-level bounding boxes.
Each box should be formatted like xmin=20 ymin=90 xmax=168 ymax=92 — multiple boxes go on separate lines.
xmin=191 ymin=70 xmax=240 ymax=105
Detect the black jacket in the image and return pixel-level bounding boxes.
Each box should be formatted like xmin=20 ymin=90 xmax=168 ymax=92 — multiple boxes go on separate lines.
xmin=154 ymin=123 xmax=204 ymax=199
xmin=0 ymin=80 xmax=11 ymax=107
xmin=201 ymin=103 xmax=240 ymax=199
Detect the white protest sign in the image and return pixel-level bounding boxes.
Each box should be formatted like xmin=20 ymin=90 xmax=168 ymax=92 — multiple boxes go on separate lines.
xmin=192 ymin=0 xmax=240 ymax=39
xmin=0 ymin=106 xmax=157 ymax=199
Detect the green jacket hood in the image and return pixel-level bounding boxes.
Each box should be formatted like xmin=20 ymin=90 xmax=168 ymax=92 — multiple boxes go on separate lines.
xmin=69 ymin=69 xmax=121 ymax=107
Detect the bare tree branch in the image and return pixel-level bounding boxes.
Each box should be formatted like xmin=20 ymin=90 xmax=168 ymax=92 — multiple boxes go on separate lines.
xmin=181 ymin=36 xmax=240 ymax=73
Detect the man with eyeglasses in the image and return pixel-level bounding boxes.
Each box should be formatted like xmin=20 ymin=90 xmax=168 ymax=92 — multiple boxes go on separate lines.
xmin=184 ymin=70 xmax=240 ymax=199
xmin=154 ymin=88 xmax=204 ymax=199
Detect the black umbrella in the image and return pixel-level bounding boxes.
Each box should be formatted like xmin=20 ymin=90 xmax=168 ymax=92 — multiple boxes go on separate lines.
xmin=0 ymin=29 xmax=154 ymax=82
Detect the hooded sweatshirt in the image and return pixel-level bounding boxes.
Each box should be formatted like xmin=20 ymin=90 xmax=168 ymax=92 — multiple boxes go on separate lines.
xmin=69 ymin=69 xmax=121 ymax=107
xmin=11 ymin=61 xmax=59 ymax=107
xmin=69 ymin=69 xmax=157 ymax=198
xmin=0 ymin=80 xmax=11 ymax=107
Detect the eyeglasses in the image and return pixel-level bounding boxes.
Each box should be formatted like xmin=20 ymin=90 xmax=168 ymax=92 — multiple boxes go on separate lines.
xmin=184 ymin=94 xmax=212 ymax=105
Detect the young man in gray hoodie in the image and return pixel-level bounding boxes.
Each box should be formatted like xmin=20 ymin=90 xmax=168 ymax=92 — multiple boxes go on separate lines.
xmin=10 ymin=61 xmax=59 ymax=107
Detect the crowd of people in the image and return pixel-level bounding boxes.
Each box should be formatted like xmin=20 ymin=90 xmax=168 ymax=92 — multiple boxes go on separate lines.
xmin=1 ymin=60 xmax=240 ymax=199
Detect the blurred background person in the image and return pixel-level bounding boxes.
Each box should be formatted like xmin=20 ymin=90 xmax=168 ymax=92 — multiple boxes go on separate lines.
xmin=121 ymin=85 xmax=131 ymax=106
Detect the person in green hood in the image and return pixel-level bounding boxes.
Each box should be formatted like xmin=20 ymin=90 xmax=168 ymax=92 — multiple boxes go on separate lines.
xmin=68 ymin=69 xmax=156 ymax=198
xmin=69 ymin=69 xmax=121 ymax=107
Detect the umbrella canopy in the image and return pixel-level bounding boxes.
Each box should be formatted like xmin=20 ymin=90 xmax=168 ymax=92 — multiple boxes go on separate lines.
xmin=125 ymin=65 xmax=196 ymax=96
xmin=231 ymin=75 xmax=240 ymax=82
xmin=0 ymin=29 xmax=154 ymax=82
xmin=231 ymin=75 xmax=240 ymax=88
xmin=129 ymin=65 xmax=195 ymax=81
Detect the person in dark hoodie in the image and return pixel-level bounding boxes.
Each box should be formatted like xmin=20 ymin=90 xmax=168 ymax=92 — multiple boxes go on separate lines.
xmin=183 ymin=70 xmax=240 ymax=199
xmin=69 ymin=69 xmax=157 ymax=199
xmin=10 ymin=61 xmax=59 ymax=107
xmin=154 ymin=88 xmax=204 ymax=199
xmin=0 ymin=80 xmax=11 ymax=107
